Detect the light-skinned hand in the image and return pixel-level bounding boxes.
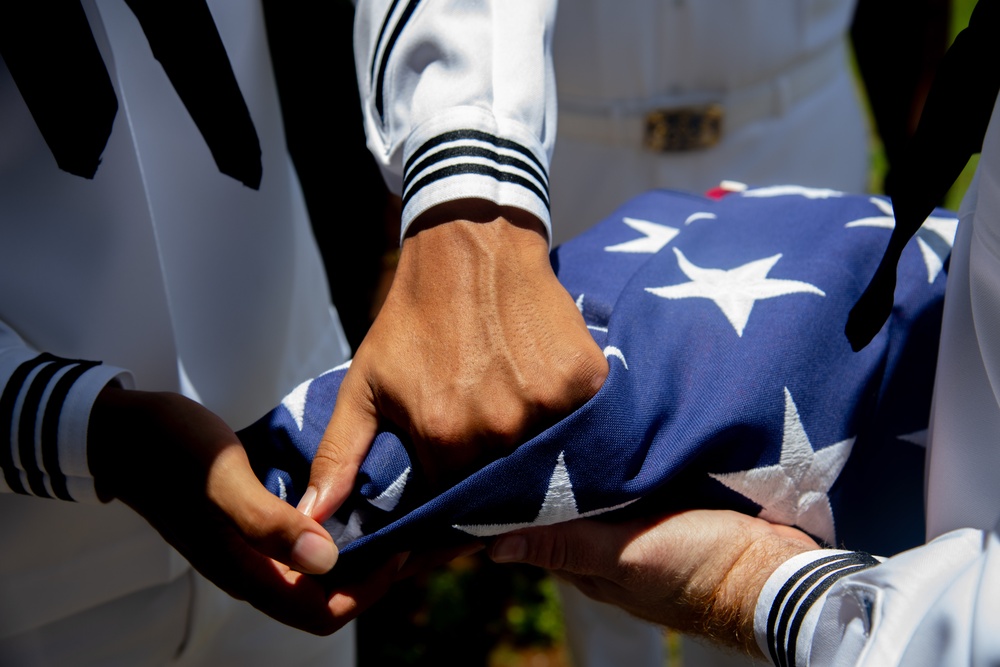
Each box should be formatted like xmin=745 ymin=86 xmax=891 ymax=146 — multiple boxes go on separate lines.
xmin=487 ymin=510 xmax=819 ymax=656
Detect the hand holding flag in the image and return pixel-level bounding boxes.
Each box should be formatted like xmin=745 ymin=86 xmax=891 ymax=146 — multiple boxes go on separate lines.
xmin=241 ymin=186 xmax=954 ymax=581
xmin=300 ymin=199 xmax=607 ymax=540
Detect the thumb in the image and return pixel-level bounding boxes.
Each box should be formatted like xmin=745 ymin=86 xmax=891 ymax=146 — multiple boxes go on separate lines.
xmin=209 ymin=444 xmax=339 ymax=575
xmin=306 ymin=366 xmax=380 ymax=523
xmin=488 ymin=519 xmax=630 ymax=576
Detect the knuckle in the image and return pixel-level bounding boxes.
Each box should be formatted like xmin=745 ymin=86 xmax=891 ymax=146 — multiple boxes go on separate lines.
xmin=314 ymin=430 xmax=370 ymax=475
xmin=482 ymin=410 xmax=525 ymax=447
xmin=570 ymin=348 xmax=610 ymax=399
xmin=548 ymin=531 xmax=573 ymax=571
xmin=237 ymin=503 xmax=287 ymax=543
xmin=527 ymin=350 xmax=609 ymax=417
xmin=417 ymin=411 xmax=464 ymax=447
xmin=312 ymin=440 xmax=350 ymax=468
xmin=525 ymin=529 xmax=572 ymax=571
xmin=533 ymin=386 xmax=571 ymax=415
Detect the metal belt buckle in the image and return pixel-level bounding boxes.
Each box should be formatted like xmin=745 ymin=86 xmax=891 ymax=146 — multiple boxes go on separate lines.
xmin=644 ymin=104 xmax=724 ymax=152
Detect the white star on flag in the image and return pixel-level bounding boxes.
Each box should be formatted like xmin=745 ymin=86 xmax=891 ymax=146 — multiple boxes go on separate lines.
xmin=605 ymin=217 xmax=679 ymax=254
xmin=846 ymin=197 xmax=959 ymax=283
xmin=685 ymin=212 xmax=717 ymax=225
xmin=646 ymin=248 xmax=825 ymax=337
xmin=368 ymin=467 xmax=411 ymax=511
xmin=603 ymin=346 xmax=628 ymax=369
xmin=324 ymin=466 xmax=411 ymax=544
xmin=454 ymin=452 xmax=637 ymax=537
xmin=842 ymin=196 xmax=897 ymax=229
xmin=281 ymin=379 xmax=311 ymax=431
xmin=742 ymin=185 xmax=844 ymax=199
xmin=709 ymin=388 xmax=854 ymax=544
xmin=280 ymin=362 xmax=349 ymax=430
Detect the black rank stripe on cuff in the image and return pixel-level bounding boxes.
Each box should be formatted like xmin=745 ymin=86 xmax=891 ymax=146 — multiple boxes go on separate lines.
xmin=1 ymin=353 xmax=101 ymax=500
xmin=373 ymin=0 xmax=421 ymax=121
xmin=402 ymin=130 xmax=550 ymax=212
xmin=766 ymin=551 xmax=880 ymax=667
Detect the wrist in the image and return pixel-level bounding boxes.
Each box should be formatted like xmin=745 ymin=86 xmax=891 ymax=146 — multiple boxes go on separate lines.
xmin=88 ymin=386 xmax=167 ymax=502
xmin=393 ymin=200 xmax=553 ymax=296
xmin=684 ymin=515 xmax=818 ymax=657
xmin=403 ymin=199 xmax=549 ymax=251
xmin=87 ymin=384 xmax=134 ymax=502
xmin=717 ymin=529 xmax=818 ymax=656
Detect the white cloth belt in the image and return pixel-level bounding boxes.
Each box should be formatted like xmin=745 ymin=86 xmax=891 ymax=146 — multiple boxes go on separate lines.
xmin=557 ymin=40 xmax=848 ymax=150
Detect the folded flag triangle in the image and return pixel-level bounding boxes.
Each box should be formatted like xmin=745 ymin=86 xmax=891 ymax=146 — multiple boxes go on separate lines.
xmin=239 ymin=187 xmax=954 ymax=577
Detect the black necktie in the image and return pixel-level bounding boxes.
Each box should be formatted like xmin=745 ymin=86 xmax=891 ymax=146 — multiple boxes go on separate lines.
xmin=0 ymin=2 xmax=117 ymax=179
xmin=846 ymin=0 xmax=1000 ymax=351
xmin=124 ymin=0 xmax=261 ymax=189
xmin=0 ymin=0 xmax=262 ymax=189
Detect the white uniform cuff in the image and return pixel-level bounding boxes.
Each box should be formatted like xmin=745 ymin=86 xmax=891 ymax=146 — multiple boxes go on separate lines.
xmin=399 ymin=106 xmax=552 ymax=244
xmin=1 ymin=347 xmax=132 ymax=503
xmin=755 ymin=549 xmax=882 ymax=666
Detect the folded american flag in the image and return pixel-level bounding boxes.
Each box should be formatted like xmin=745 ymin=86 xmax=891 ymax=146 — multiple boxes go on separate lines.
xmin=240 ymin=186 xmax=955 ymax=576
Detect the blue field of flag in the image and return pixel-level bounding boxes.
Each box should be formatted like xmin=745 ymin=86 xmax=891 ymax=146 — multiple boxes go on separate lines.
xmin=240 ymin=186 xmax=955 ymax=574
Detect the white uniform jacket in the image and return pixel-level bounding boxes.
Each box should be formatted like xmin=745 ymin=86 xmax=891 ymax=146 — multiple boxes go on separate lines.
xmin=548 ymin=0 xmax=868 ymax=243
xmin=353 ymin=1 xmax=868 ymax=247
xmin=354 ymin=0 xmax=558 ymax=242
xmin=0 ymin=0 xmax=349 ymax=646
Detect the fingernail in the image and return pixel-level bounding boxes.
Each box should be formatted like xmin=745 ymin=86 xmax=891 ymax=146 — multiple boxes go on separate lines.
xmin=292 ymin=531 xmax=338 ymax=574
xmin=490 ymin=535 xmax=526 ymax=563
xmin=296 ymin=486 xmax=317 ymax=518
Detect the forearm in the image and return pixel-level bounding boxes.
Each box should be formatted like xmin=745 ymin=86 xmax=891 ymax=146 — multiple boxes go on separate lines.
xmin=489 ymin=511 xmax=819 ymax=660
xmin=620 ymin=515 xmax=818 ymax=657
xmin=696 ymin=525 xmax=818 ymax=656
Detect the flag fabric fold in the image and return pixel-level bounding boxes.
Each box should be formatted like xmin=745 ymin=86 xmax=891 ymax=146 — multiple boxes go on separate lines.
xmin=239 ymin=187 xmax=953 ymax=576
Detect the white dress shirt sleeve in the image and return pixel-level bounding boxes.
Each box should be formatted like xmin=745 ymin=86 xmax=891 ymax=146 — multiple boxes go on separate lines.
xmin=755 ymin=526 xmax=1000 ymax=666
xmin=354 ymin=0 xmax=558 ymax=242
xmin=0 ymin=322 xmax=132 ymax=503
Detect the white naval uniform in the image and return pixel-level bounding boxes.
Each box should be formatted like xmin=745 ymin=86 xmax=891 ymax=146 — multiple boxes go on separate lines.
xmin=0 ymin=1 xmax=354 ymax=664
xmin=549 ymin=0 xmax=868 ymax=245
xmin=354 ymin=0 xmax=558 ymax=243
xmin=754 ymin=93 xmax=1000 ymax=666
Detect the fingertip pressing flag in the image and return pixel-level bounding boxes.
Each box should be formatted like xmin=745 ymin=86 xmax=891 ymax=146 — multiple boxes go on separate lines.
xmin=239 ymin=185 xmax=955 ymax=577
